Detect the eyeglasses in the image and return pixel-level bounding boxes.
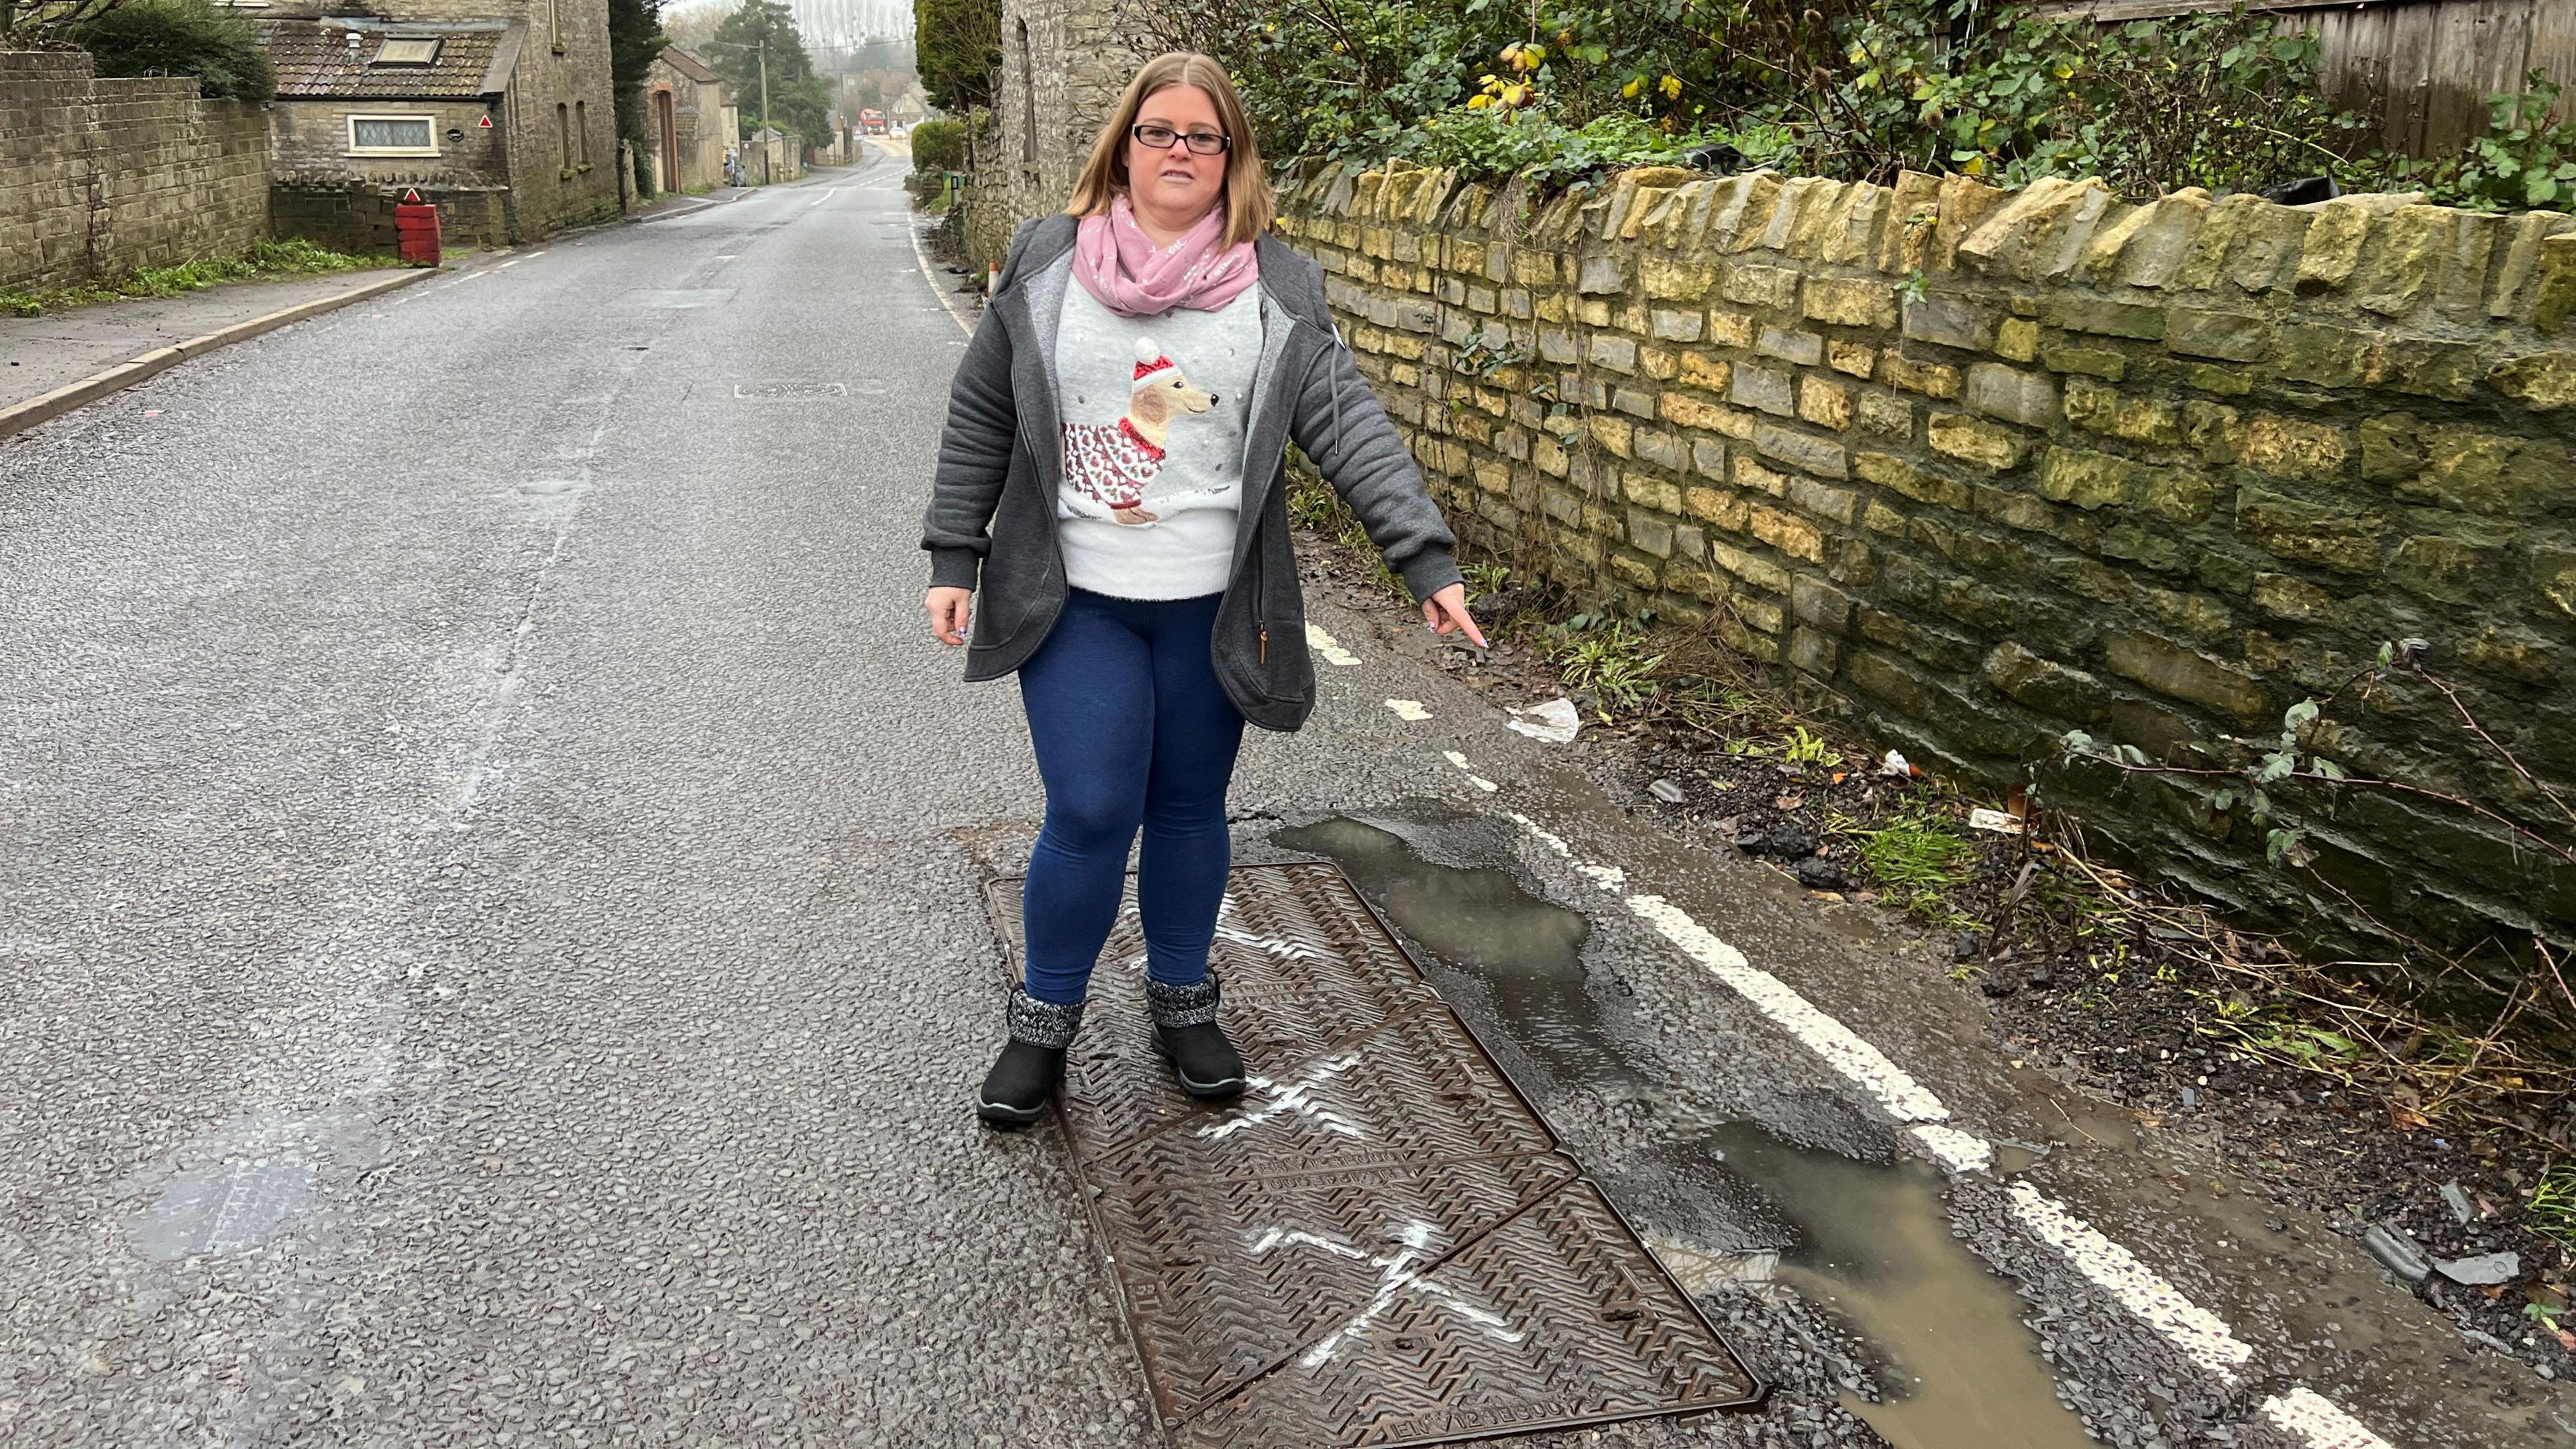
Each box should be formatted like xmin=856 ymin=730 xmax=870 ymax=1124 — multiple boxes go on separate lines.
xmin=1130 ymin=123 xmax=1230 ymax=156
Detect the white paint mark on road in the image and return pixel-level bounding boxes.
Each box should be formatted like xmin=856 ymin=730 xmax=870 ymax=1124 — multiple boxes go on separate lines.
xmin=2006 ymin=1182 xmax=2254 ymax=1379
xmin=1214 ymin=924 xmax=1329 ymax=962
xmin=1493 ymin=807 xmax=2389 ymax=1449
xmin=1385 ymin=699 xmax=1430 ymax=722
xmin=904 ymin=208 xmax=977 ymax=338
xmin=1507 ymin=813 xmax=1625 ymax=891
xmin=810 ymin=188 xmax=839 ymax=207
xmin=1248 ymin=1220 xmax=1523 ymax=1366
xmin=1200 ymin=1052 xmax=1364 ymax=1141
xmin=1623 ymin=892 xmax=1951 ymax=1125
xmin=2259 ymin=1388 xmax=2396 ymax=1449
xmin=1441 ymin=751 xmax=1499 ymax=792
xmin=498 ymin=259 xmax=521 ymax=268
xmin=1911 ymin=1123 xmax=1995 ymax=1174
xmin=1305 ymin=623 xmax=1360 ymax=666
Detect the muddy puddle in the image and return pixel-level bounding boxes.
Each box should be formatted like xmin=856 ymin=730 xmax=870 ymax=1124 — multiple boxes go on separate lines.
xmin=1275 ymin=815 xmax=2092 ymax=1449
xmin=1662 ymin=1125 xmax=2090 ymax=1449
xmin=1271 ymin=816 xmax=1646 ymax=1091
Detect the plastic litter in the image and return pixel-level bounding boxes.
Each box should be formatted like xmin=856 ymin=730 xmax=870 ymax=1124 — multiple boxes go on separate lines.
xmin=2361 ymin=1223 xmax=2433 ymax=1287
xmin=2434 ymin=1251 xmax=2520 ymax=1287
xmin=1648 ymin=779 xmax=1687 ymax=804
xmin=2441 ymin=1181 xmax=2475 ymax=1225
xmin=1507 ymin=697 xmax=1582 ymax=745
xmin=1966 ymin=807 xmax=2024 ymax=835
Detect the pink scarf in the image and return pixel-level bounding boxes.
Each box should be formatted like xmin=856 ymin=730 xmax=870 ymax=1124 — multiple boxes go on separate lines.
xmin=1071 ymin=195 xmax=1259 ymax=317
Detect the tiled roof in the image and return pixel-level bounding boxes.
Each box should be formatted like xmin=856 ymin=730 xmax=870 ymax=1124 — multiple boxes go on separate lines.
xmin=258 ymin=21 xmax=504 ymax=99
xmin=657 ymin=45 xmax=720 ymax=85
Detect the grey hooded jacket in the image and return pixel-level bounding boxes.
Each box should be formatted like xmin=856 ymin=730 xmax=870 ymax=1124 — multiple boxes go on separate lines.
xmin=921 ymin=213 xmax=1462 ymax=733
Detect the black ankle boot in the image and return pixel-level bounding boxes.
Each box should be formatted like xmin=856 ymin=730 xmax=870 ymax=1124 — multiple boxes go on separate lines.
xmin=1145 ymin=973 xmax=1245 ymax=1099
xmin=977 ymin=988 xmax=1085 ymax=1126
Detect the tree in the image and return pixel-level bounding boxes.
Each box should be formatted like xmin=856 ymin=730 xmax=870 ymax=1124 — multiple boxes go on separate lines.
xmin=70 ymin=0 xmax=274 ymax=101
xmin=708 ymin=0 xmax=828 ymax=142
xmin=607 ymin=0 xmax=667 ymax=196
xmin=912 ymin=0 xmax=997 ymax=117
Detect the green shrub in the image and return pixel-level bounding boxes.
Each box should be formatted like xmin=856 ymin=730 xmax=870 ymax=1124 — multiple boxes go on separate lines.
xmin=74 ymin=0 xmax=275 ymax=103
xmin=910 ymin=117 xmax=967 ymax=173
xmin=2367 ymin=74 xmax=2576 ymax=211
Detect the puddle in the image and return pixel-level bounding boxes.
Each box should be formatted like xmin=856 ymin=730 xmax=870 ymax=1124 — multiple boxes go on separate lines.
xmin=1275 ymin=816 xmax=2086 ymax=1448
xmin=1270 ymin=817 xmax=1644 ymax=1089
xmin=1642 ymin=1125 xmax=2092 ymax=1449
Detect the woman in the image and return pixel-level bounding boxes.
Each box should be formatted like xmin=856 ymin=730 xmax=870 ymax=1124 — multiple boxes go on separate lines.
xmin=922 ymin=52 xmax=1486 ymax=1126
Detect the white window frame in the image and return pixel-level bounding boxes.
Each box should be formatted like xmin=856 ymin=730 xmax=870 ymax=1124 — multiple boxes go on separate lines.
xmin=370 ymin=36 xmax=440 ymax=66
xmin=346 ymin=113 xmax=440 ymax=157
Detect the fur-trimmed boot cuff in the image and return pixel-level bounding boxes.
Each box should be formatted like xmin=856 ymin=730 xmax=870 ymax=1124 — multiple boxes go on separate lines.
xmin=1142 ymin=973 xmax=1222 ymax=1029
xmin=1006 ymin=987 xmax=1086 ymax=1050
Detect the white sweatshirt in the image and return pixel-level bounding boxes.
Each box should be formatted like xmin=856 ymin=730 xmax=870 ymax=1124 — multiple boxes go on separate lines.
xmin=1051 ymin=282 xmax=1262 ymax=600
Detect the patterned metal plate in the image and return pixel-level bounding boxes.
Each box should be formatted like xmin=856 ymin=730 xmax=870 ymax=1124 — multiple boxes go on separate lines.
xmin=985 ymin=862 xmax=1764 ymax=1447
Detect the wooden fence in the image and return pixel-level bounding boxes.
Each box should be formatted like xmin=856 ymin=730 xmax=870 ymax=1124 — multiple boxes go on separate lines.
xmin=2035 ymin=0 xmax=2576 ymax=158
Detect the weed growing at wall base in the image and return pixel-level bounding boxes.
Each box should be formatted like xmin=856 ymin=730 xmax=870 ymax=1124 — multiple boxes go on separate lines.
xmin=0 ymin=239 xmax=396 ymax=317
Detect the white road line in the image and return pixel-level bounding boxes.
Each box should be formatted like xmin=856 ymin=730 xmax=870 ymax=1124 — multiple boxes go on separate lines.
xmin=1305 ymin=623 xmax=1360 ymax=666
xmin=903 ymin=204 xmax=977 ymax=338
xmin=2006 ymin=1181 xmax=2254 ymax=1379
xmin=2260 ymin=1388 xmax=2396 ymax=1449
xmin=810 ymin=188 xmax=839 ymax=207
xmin=1384 ymin=699 xmax=1430 ymax=721
xmin=1484 ymin=803 xmax=2392 ymax=1449
xmin=1440 ymin=751 xmax=1499 ymax=792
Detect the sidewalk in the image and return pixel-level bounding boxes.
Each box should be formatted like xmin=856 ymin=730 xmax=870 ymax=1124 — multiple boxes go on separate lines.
xmin=1 ymin=267 xmax=423 ymax=433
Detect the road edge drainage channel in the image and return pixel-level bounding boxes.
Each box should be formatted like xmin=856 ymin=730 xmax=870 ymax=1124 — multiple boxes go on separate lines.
xmin=983 ymin=862 xmax=1764 ymax=1448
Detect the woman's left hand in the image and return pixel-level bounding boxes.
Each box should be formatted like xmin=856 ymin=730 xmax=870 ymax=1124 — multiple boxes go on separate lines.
xmin=1421 ymin=583 xmax=1489 ymax=649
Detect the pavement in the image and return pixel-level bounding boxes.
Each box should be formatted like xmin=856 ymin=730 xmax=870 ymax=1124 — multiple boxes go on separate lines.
xmin=2 ymin=158 xmax=2571 ymax=1448
xmin=0 ymin=268 xmax=419 ymax=415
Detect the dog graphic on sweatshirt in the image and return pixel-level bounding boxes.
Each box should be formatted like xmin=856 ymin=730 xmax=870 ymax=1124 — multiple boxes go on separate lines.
xmin=1063 ymin=338 xmax=1217 ymax=525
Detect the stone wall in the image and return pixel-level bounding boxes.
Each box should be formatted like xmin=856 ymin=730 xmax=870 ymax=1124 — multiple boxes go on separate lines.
xmin=960 ymin=0 xmax=1144 ymax=266
xmin=1277 ymin=160 xmax=2576 ymax=965
xmin=1 ymin=50 xmax=270 ymax=290
xmin=271 ymin=180 xmax=510 ymax=253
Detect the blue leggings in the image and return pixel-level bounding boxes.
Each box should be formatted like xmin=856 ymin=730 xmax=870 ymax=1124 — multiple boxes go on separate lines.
xmin=1017 ymin=588 xmax=1245 ymax=1004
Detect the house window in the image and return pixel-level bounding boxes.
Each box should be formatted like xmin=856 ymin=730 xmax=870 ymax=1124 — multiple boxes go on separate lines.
xmin=371 ymin=36 xmax=439 ymax=65
xmin=575 ymin=99 xmax=589 ymax=164
xmin=347 ymin=114 xmax=438 ymax=156
xmin=557 ymin=103 xmax=571 ymax=170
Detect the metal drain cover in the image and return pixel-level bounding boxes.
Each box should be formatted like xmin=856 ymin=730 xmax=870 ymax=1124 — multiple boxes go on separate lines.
xmin=985 ymin=862 xmax=1762 ymax=1447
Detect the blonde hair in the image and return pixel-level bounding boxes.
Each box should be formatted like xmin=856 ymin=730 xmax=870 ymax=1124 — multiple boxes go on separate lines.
xmin=1066 ymin=52 xmax=1274 ymax=248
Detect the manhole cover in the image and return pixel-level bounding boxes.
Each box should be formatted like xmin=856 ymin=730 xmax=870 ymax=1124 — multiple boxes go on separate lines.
xmin=985 ymin=863 xmax=1762 ymax=1447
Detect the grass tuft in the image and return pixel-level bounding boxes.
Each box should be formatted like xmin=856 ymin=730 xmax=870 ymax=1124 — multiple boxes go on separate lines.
xmin=0 ymin=239 xmax=394 ymax=317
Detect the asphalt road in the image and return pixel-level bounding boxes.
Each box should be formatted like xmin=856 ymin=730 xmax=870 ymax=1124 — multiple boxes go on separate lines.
xmin=3 ymin=162 xmax=2566 ymax=1448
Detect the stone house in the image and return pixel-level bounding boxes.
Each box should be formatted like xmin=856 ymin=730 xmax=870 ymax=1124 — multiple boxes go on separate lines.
xmin=743 ymin=125 xmax=802 ymax=186
xmin=641 ymin=45 xmax=732 ymax=196
xmin=255 ymin=0 xmax=617 ymax=252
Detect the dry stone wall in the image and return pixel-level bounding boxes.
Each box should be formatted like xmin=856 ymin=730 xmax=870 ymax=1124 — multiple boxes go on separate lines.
xmin=1277 ymin=160 xmax=2576 ymax=965
xmin=1 ymin=50 xmax=270 ymax=291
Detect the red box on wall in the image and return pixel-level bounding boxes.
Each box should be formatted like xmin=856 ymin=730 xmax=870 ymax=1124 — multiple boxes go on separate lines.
xmin=394 ymin=189 xmax=441 ymax=267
